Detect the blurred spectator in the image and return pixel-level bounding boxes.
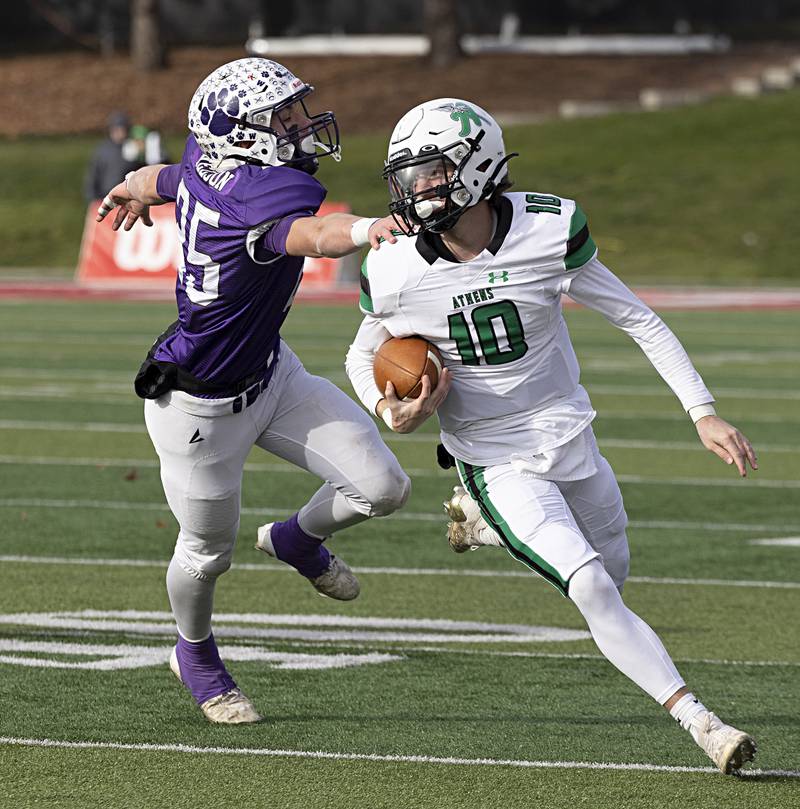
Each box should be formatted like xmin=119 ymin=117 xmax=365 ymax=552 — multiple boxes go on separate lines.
xmin=123 ymin=124 xmax=169 ymax=166
xmin=83 ymin=111 xmax=140 ymax=202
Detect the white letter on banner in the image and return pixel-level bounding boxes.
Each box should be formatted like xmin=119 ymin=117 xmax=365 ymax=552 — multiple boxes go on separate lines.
xmin=113 ymin=219 xmax=177 ymax=273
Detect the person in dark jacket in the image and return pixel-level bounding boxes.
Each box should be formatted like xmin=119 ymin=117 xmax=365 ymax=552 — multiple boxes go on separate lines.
xmin=83 ymin=111 xmax=140 ymax=203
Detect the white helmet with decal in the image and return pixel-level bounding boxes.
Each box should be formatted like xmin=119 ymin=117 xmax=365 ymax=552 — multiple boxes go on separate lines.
xmin=188 ymin=57 xmax=339 ymax=172
xmin=383 ymin=98 xmax=515 ymax=233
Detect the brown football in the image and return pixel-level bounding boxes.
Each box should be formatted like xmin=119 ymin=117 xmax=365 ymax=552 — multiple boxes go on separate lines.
xmin=373 ymin=336 xmax=443 ymax=400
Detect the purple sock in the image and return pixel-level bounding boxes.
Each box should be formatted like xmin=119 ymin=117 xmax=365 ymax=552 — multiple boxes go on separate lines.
xmin=175 ymin=633 xmax=236 ymax=705
xmin=269 ymin=513 xmax=330 ymax=579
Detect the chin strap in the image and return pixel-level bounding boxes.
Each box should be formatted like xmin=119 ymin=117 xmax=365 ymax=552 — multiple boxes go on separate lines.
xmin=480 ymin=152 xmax=519 ymax=199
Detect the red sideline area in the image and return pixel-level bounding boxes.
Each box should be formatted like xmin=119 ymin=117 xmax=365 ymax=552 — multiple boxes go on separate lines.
xmin=2 ymin=280 xmax=800 ymax=310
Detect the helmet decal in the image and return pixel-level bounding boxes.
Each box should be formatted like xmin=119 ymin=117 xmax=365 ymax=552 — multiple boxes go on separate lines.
xmin=187 ymin=57 xmax=340 ymax=171
xmin=383 ymin=98 xmax=515 ymax=235
xmin=434 ymin=102 xmax=488 ymax=137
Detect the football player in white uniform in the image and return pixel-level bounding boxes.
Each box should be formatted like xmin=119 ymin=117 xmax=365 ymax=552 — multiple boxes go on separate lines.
xmin=345 ymin=99 xmax=759 ymax=774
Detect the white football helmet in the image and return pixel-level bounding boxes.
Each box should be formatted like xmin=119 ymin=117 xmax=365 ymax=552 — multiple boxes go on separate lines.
xmin=383 ymin=98 xmax=516 ymax=233
xmin=188 ymin=57 xmax=340 ymax=173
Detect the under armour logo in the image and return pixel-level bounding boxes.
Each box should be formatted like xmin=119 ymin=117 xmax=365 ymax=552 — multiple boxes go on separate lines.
xmin=189 ymin=429 xmax=204 ymax=444
xmin=488 ymin=271 xmax=509 ymax=283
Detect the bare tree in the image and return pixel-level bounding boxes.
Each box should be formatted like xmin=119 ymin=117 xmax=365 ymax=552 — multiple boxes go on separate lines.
xmin=424 ymin=0 xmax=463 ymax=68
xmin=131 ymin=0 xmax=167 ymax=71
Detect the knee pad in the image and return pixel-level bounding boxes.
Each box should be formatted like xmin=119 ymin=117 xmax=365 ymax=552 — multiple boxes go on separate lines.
xmin=593 ymin=501 xmax=630 ymax=589
xmin=600 ymin=530 xmax=630 ymax=591
xmin=172 ymin=518 xmax=239 ymax=581
xmin=366 ymin=467 xmax=411 ymax=517
xmin=568 ymin=559 xmax=620 ymax=614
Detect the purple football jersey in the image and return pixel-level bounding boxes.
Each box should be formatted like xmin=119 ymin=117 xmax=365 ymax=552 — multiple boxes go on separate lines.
xmin=152 ymin=135 xmax=326 ymax=390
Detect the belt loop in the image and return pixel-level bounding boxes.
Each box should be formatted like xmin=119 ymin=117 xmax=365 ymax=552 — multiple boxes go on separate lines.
xmin=245 ymin=384 xmax=260 ymax=408
xmin=232 ymin=396 xmax=243 ymax=414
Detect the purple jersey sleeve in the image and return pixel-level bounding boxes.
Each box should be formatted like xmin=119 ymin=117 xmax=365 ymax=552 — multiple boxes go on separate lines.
xmin=233 ymin=164 xmax=327 ymax=257
xmin=259 ymin=212 xmax=312 ymax=255
xmin=156 ymin=162 xmax=182 ymax=202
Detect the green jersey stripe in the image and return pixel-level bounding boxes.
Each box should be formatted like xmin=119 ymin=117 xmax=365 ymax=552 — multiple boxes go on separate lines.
xmin=565 ymin=234 xmax=597 ymax=270
xmin=456 ymin=460 xmax=569 ymax=596
xmin=359 ymin=255 xmax=374 ymax=313
xmin=565 ymin=203 xmax=596 ymax=270
xmin=568 ymin=203 xmax=588 ymax=239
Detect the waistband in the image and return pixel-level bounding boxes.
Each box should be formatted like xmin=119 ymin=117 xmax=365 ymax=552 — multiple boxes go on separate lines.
xmin=164 ymin=345 xmax=280 ymax=417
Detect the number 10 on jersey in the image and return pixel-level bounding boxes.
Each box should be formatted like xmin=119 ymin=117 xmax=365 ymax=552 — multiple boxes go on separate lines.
xmin=447 ymin=300 xmax=528 ymax=366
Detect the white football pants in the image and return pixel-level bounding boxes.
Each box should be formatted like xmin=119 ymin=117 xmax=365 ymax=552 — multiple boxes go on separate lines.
xmin=457 ymin=431 xmax=684 ymax=704
xmin=145 ymin=342 xmax=410 ymax=641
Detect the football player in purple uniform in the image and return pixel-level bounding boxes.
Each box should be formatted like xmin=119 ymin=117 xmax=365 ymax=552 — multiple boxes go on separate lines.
xmin=97 ymin=58 xmax=425 ymax=724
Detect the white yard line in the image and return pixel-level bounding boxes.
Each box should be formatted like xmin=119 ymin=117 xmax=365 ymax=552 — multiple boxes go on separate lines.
xmin=748 ymin=538 xmax=800 ymax=547
xmin=369 ymin=644 xmax=800 ymax=669
xmin=0 ymin=736 xmax=796 ymax=777
xmin=3 ymin=377 xmax=800 ymax=403
xmin=586 ymin=384 xmax=800 ymax=400
xmin=1 ymin=554 xmax=798 ymax=590
xmin=0 ymin=454 xmax=795 ymax=486
xmin=1 ymin=499 xmax=798 ymax=533
xmin=4 ymin=415 xmax=800 ymax=439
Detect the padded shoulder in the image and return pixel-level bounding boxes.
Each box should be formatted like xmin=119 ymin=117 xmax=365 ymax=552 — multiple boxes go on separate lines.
xmin=359 ymin=235 xmax=420 ymax=316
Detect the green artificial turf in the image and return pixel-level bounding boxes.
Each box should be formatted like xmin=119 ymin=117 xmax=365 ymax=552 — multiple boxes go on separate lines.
xmin=0 ymin=300 xmax=798 ymax=806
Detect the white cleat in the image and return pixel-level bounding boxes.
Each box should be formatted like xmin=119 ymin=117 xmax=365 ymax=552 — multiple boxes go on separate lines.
xmin=255 ymin=523 xmax=360 ymax=601
xmin=169 ymin=647 xmax=262 ymax=724
xmin=694 ymin=712 xmax=757 ymax=774
xmin=443 ymin=486 xmax=504 ymax=554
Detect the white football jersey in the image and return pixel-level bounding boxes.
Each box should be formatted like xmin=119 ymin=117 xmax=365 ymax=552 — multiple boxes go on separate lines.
xmin=360 ymin=192 xmax=599 ymax=465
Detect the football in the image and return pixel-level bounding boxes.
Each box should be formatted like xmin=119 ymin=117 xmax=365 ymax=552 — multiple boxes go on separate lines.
xmin=373 ymin=336 xmax=443 ymax=400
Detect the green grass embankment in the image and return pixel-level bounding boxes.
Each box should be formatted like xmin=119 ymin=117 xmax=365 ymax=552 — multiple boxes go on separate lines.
xmin=0 ymin=90 xmax=797 ymax=283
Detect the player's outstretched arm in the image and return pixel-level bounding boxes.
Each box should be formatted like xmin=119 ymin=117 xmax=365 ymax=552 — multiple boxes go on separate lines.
xmin=95 ymin=164 xmax=170 ymax=231
xmin=377 ymin=370 xmax=451 ymax=434
xmin=694 ymin=413 xmax=758 ymax=477
xmin=285 ymin=213 xmax=404 ymax=258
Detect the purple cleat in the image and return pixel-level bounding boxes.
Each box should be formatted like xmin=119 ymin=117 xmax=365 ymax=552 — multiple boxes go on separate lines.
xmin=169 ymin=634 xmax=262 ymax=724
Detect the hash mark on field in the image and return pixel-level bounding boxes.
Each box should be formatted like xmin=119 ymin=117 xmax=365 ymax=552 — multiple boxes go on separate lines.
xmin=0 ymin=737 xmax=797 ymax=778
xmin=2 ymin=555 xmax=799 ymax=590
xmin=748 ymin=537 xmax=800 ymax=547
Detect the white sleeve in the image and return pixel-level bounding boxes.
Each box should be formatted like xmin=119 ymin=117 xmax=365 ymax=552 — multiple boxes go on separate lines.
xmin=345 ymin=316 xmax=393 ymax=415
xmin=564 ymin=258 xmax=714 ymax=411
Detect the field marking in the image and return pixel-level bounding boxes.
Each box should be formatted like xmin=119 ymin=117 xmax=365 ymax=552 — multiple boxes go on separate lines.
xmin=4 ymin=379 xmax=800 ymax=402
xmin=0 ymin=639 xmax=400 ymax=672
xmin=748 ymin=538 xmax=800 ymax=547
xmin=1 ymin=499 xmax=799 ymax=534
xmin=0 ymin=453 xmax=796 ymax=487
xmin=1 ymin=555 xmax=799 ymax=590
xmin=365 ymin=645 xmax=800 ymax=669
xmin=0 ymin=610 xmax=590 ymax=646
xmin=1 ymin=623 xmax=796 ymax=671
xmin=585 ymin=384 xmax=800 ymax=400
xmin=5 ymin=414 xmax=800 ymax=440
xmin=0 ymin=736 xmax=796 ymax=778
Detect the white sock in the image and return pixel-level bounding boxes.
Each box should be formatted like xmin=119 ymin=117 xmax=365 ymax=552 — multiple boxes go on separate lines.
xmin=669 ymin=693 xmax=710 ymax=743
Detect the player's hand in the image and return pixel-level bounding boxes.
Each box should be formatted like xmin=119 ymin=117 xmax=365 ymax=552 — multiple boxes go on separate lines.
xmin=382 ymin=368 xmax=451 ymax=433
xmin=96 ymin=180 xmax=153 ymax=230
xmin=369 ymin=215 xmax=410 ymax=250
xmin=695 ymin=415 xmax=758 ymax=477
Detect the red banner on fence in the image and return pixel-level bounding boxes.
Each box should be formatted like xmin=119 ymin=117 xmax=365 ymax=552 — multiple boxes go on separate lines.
xmin=76 ymin=201 xmax=349 ymax=291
